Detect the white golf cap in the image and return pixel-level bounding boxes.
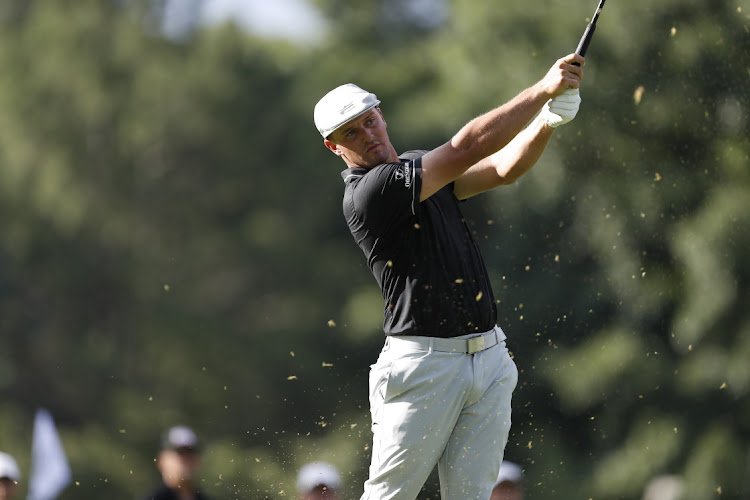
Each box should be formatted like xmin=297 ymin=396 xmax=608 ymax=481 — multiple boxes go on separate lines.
xmin=161 ymin=425 xmax=199 ymax=451
xmin=314 ymin=83 xmax=380 ymax=138
xmin=0 ymin=451 xmax=20 ymax=481
xmin=296 ymin=461 xmax=342 ymax=492
xmin=494 ymin=460 xmax=522 ymax=486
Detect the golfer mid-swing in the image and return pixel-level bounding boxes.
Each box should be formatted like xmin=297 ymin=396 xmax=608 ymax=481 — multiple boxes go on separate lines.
xmin=314 ymin=53 xmax=584 ymax=500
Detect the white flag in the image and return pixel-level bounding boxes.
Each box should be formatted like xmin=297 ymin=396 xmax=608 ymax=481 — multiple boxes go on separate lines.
xmin=27 ymin=409 xmax=72 ymax=500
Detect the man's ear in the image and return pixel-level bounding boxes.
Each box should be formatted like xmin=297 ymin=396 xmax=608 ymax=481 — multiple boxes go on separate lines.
xmin=324 ymin=139 xmax=344 ymax=157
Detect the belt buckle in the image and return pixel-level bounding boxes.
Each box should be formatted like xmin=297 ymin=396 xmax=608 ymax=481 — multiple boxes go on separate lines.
xmin=467 ymin=335 xmax=485 ymax=354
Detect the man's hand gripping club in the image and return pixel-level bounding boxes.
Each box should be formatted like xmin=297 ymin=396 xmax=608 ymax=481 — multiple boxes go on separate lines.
xmin=538 ymin=54 xmax=584 ymax=128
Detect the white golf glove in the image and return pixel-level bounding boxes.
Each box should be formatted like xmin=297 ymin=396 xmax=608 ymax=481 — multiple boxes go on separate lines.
xmin=539 ymin=88 xmax=581 ymax=128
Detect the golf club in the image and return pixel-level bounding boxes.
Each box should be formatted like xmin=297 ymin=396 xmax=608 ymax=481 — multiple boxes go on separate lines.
xmin=573 ymin=0 xmax=606 ymax=65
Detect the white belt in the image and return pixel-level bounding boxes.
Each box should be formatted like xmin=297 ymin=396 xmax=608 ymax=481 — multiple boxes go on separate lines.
xmin=387 ymin=326 xmax=506 ymax=355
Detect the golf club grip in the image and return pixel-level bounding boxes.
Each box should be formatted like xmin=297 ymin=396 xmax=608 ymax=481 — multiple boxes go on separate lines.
xmin=572 ymin=22 xmax=596 ymax=66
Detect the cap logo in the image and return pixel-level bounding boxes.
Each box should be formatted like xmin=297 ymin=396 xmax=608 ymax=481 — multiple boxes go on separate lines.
xmin=339 ymin=102 xmax=355 ymax=115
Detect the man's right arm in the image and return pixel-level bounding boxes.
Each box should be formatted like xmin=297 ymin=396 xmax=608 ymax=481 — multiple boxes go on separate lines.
xmin=418 ymin=53 xmax=584 ymax=201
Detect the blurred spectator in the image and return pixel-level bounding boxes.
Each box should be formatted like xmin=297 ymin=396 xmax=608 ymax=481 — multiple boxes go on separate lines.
xmin=641 ymin=474 xmax=684 ymax=500
xmin=489 ymin=460 xmax=523 ymax=500
xmin=296 ymin=462 xmax=342 ymax=500
xmin=139 ymin=425 xmax=211 ymax=500
xmin=0 ymin=452 xmax=21 ymax=500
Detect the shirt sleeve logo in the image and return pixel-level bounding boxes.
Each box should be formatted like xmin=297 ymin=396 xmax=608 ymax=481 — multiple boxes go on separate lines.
xmin=394 ymin=162 xmax=412 ymax=188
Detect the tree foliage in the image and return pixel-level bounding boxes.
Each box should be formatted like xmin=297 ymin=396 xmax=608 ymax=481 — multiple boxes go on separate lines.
xmin=0 ymin=0 xmax=748 ymax=498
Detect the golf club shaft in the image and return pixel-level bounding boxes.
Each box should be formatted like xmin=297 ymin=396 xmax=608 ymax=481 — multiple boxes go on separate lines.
xmin=573 ymin=0 xmax=606 ymax=65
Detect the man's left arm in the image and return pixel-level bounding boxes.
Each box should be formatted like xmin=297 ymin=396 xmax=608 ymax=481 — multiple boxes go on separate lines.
xmin=453 ymin=89 xmax=580 ymax=200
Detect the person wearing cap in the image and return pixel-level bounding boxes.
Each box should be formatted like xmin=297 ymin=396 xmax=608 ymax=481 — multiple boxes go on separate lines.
xmin=139 ymin=426 xmax=211 ymax=500
xmin=314 ymin=52 xmax=583 ymax=500
xmin=490 ymin=461 xmax=524 ymax=500
xmin=0 ymin=452 xmax=21 ymax=500
xmin=296 ymin=462 xmax=342 ymax=499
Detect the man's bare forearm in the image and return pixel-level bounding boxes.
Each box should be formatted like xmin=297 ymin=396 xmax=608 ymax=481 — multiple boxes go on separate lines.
xmin=452 ymin=117 xmax=554 ymax=200
xmin=449 ymin=84 xmax=550 ymax=166
xmin=490 ymin=117 xmax=554 ymax=185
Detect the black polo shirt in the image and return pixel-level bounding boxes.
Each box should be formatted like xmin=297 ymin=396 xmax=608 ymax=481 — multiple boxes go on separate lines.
xmin=341 ymin=150 xmax=496 ymax=338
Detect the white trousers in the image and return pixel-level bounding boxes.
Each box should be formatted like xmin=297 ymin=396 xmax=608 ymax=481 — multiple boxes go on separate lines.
xmin=361 ymin=327 xmax=518 ymax=500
